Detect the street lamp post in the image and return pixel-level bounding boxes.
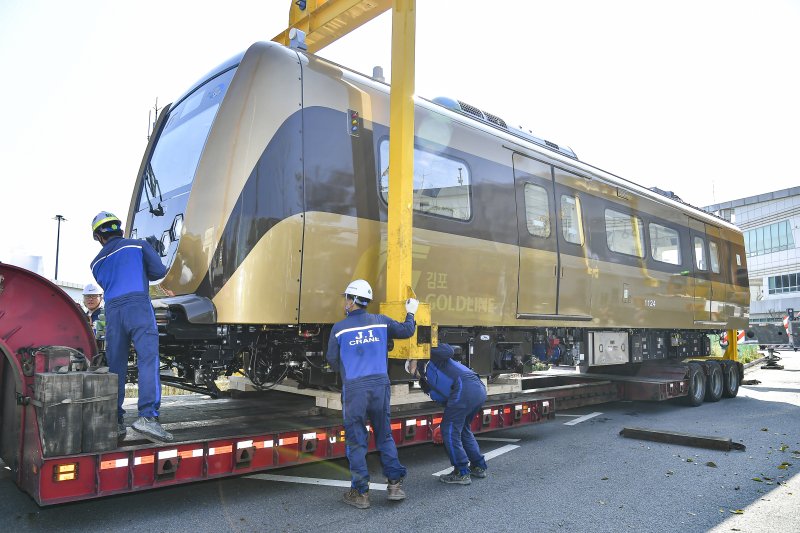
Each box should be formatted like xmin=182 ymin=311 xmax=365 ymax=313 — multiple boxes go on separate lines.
xmin=54 ymin=215 xmax=66 ymax=280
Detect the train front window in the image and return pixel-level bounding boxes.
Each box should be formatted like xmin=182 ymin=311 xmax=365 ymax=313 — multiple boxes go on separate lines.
xmin=138 ymin=67 xmax=236 ymax=209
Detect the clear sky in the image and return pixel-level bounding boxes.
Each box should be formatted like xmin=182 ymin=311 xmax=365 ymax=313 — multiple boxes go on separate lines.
xmin=1 ymin=0 xmax=798 ymax=285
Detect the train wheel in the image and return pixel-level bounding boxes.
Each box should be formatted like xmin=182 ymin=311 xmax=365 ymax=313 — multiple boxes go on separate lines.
xmin=684 ymin=362 xmax=706 ymax=406
xmin=722 ymin=362 xmax=740 ymax=398
xmin=704 ymin=361 xmax=723 ymax=402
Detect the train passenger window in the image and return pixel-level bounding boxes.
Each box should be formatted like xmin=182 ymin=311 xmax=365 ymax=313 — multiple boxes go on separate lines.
xmin=560 ymin=195 xmax=584 ymax=245
xmin=649 ymin=223 xmax=681 ymax=265
xmin=694 ymin=236 xmax=707 ymax=271
xmin=709 ymin=241 xmax=720 ymax=273
xmin=524 ymin=183 xmax=551 ymax=237
xmin=378 ymin=141 xmax=471 ymax=220
xmin=604 ymin=209 xmax=644 ymax=257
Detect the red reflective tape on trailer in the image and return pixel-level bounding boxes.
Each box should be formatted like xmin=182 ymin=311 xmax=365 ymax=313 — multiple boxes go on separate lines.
xmin=316 ymin=433 xmax=326 ymax=440
xmin=209 ymin=445 xmax=233 ymax=456
xmin=179 ymin=449 xmax=203 ymax=459
xmin=416 ymin=419 xmax=428 ymax=426
xmin=237 ymin=440 xmax=254 ymax=449
xmin=391 ymin=423 xmax=402 ymax=430
xmin=254 ymin=439 xmax=274 ymax=449
xmin=158 ymin=449 xmax=178 ymax=460
xmin=433 ymin=417 xmax=442 ymax=424
xmin=134 ymin=455 xmax=154 ymax=465
xmin=279 ymin=437 xmax=299 ymax=446
xmin=302 ymin=432 xmax=316 ymax=441
xmin=503 ymin=408 xmax=511 ymax=414
xmin=405 ymin=419 xmax=416 ymax=426
xmin=100 ymin=458 xmax=129 ymax=470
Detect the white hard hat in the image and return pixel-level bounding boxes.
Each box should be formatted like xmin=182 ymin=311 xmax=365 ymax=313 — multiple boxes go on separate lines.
xmin=82 ymin=282 xmax=103 ymax=296
xmin=343 ymin=279 xmax=373 ymax=304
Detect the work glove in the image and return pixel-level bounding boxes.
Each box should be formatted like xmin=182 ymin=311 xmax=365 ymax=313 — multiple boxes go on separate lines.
xmin=405 ymin=298 xmax=419 ymax=315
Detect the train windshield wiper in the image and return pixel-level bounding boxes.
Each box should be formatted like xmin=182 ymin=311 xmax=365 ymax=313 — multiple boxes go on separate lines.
xmin=144 ymin=162 xmax=165 ymax=216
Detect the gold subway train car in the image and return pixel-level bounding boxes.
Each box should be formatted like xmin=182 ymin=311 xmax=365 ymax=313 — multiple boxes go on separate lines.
xmin=127 ymin=41 xmax=749 ymax=394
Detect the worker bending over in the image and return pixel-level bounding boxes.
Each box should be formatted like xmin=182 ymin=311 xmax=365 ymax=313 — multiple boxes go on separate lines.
xmin=326 ymin=279 xmax=418 ymax=509
xmin=417 ymin=343 xmax=488 ymax=484
xmin=89 ymin=211 xmax=172 ymax=443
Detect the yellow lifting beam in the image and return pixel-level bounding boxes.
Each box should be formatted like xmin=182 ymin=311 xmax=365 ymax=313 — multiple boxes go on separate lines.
xmin=274 ymin=0 xmax=431 ymax=359
xmin=273 ymin=0 xmax=392 ymax=54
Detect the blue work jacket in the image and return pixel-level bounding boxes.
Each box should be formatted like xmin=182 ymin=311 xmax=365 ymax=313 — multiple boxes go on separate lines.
xmin=326 ymin=308 xmax=416 ymax=389
xmin=420 ymin=344 xmax=483 ymax=405
xmin=90 ymin=237 xmax=166 ymax=303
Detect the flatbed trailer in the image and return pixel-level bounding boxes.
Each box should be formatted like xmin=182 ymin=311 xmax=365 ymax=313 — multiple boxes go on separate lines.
xmin=0 ymin=263 xmax=744 ymax=506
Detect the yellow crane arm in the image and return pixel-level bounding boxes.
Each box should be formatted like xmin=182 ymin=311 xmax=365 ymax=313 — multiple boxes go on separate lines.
xmin=272 ymin=0 xmax=392 ymax=54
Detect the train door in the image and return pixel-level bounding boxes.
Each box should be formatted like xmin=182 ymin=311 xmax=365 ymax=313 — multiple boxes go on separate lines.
xmin=705 ymin=225 xmax=726 ymax=323
xmin=689 ymin=218 xmax=712 ymax=323
xmin=552 ymin=166 xmax=593 ymax=318
xmin=513 ymin=153 xmax=557 ymax=316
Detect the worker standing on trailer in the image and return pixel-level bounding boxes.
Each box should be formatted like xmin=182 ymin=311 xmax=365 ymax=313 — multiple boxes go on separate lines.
xmin=326 ymin=279 xmax=418 ymax=509
xmin=89 ymin=211 xmax=172 ymax=443
xmin=82 ymin=282 xmax=105 ymax=337
xmin=413 ymin=343 xmax=488 ymax=485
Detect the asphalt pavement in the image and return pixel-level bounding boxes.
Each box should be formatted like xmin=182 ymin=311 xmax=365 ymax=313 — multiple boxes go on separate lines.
xmin=2 ymin=351 xmax=799 ymax=532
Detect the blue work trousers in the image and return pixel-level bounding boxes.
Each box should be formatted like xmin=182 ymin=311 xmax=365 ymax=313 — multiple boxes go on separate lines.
xmin=343 ymin=383 xmax=406 ymax=493
xmin=105 ymin=294 xmax=162 ymax=420
xmin=441 ymin=376 xmax=487 ymax=475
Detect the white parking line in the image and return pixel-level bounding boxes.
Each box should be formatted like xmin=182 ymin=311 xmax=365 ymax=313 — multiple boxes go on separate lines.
xmin=475 ymin=437 xmax=521 ymax=443
xmin=432 ymin=444 xmax=520 ymax=476
xmin=555 ymin=413 xmax=582 ymax=417
xmin=246 ymin=473 xmax=388 ymax=491
xmin=563 ymin=412 xmax=603 ymax=425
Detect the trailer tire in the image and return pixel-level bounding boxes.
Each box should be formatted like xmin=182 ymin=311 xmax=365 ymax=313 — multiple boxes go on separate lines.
xmin=684 ymin=362 xmax=706 ymax=406
xmin=704 ymin=361 xmax=723 ymax=402
xmin=722 ymin=362 xmax=740 ymax=398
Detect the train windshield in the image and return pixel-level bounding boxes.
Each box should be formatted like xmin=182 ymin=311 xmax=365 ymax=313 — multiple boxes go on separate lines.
xmin=138 ymin=67 xmax=236 ymax=209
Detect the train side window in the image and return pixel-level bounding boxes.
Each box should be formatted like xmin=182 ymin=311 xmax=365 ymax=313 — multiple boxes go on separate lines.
xmin=560 ymin=195 xmax=584 ymax=245
xmin=649 ymin=223 xmax=681 ymax=265
xmin=524 ymin=183 xmax=551 ymax=237
xmin=694 ymin=236 xmax=707 ymax=271
xmin=709 ymin=241 xmax=720 ymax=273
xmin=378 ymin=140 xmax=471 ymax=220
xmin=604 ymin=209 xmax=644 ymax=257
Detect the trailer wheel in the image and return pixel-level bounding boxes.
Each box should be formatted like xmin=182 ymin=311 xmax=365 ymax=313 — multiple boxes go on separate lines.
xmin=722 ymin=362 xmax=740 ymax=398
xmin=704 ymin=361 xmax=723 ymax=402
xmin=684 ymin=362 xmax=706 ymax=406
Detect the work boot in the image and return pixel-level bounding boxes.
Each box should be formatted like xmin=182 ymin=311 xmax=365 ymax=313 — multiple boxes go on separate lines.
xmin=117 ymin=422 xmax=127 ymax=440
xmin=132 ymin=416 xmax=174 ymax=443
xmin=469 ymin=466 xmax=487 ymax=479
xmin=440 ymin=469 xmax=471 ymax=485
xmin=343 ymin=488 xmax=370 ymax=509
xmin=387 ymin=477 xmax=406 ymax=501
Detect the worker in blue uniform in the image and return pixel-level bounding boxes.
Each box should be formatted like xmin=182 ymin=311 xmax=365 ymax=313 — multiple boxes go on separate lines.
xmin=89 ymin=211 xmax=172 ymax=443
xmin=326 ymin=279 xmax=418 ymax=509
xmin=414 ymin=343 xmax=487 ymax=485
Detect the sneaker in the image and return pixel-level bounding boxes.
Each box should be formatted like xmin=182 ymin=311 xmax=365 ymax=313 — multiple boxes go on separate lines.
xmin=343 ymin=488 xmax=370 ymax=509
xmin=387 ymin=478 xmax=406 ymax=501
xmin=118 ymin=422 xmax=127 ymax=440
xmin=470 ymin=466 xmax=487 ymax=479
xmin=439 ymin=469 xmax=471 ymax=485
xmin=132 ymin=416 xmax=174 ymax=443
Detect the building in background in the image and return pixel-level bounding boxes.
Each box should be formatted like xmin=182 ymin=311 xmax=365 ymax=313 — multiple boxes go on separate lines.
xmin=704 ymin=186 xmax=800 ymax=325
